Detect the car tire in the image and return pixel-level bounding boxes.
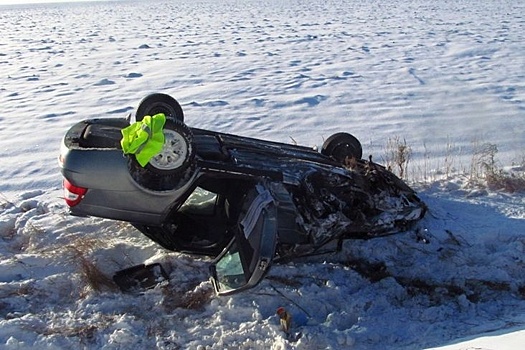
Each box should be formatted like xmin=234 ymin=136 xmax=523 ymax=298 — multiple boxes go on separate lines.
xmin=321 ymin=132 xmax=363 ymax=162
xmin=135 ymin=93 xmax=184 ymax=122
xmin=127 ymin=119 xmax=196 ymax=191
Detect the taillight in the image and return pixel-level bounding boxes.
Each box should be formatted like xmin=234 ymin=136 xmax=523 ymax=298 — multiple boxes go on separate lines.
xmin=63 ymin=179 xmax=87 ymax=207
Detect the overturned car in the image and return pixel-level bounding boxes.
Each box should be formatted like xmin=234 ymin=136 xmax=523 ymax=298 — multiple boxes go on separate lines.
xmin=59 ymin=93 xmax=426 ymax=295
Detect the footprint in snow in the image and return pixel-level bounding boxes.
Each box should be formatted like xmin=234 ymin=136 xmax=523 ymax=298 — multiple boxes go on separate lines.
xmin=94 ymin=78 xmax=116 ymax=86
xmin=294 ymin=95 xmax=327 ymax=107
xmin=125 ymin=72 xmax=142 ymax=78
xmin=189 ymin=100 xmax=229 ymax=107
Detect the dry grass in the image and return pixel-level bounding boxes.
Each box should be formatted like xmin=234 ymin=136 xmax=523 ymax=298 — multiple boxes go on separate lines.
xmin=61 ymin=238 xmax=118 ymax=293
xmin=383 ymin=136 xmax=525 ymax=193
xmin=77 ymin=254 xmax=117 ymax=293
xmin=485 ymin=172 xmax=525 ymax=192
xmin=179 ymin=288 xmax=214 ymax=310
xmin=343 ymin=256 xmax=522 ymax=304
xmin=21 ymin=315 xmax=119 ymax=346
xmin=382 ymin=136 xmax=412 ymax=180
xmin=466 ymin=141 xmax=525 ymax=192
xmin=161 ymin=284 xmax=213 ymax=311
xmin=468 ymin=141 xmax=525 ymax=192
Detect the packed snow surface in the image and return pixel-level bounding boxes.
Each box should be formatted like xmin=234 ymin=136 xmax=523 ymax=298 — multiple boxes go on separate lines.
xmin=1 ymin=0 xmax=524 ymax=349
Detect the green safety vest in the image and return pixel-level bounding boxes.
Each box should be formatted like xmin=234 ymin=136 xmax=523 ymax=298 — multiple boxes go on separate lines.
xmin=120 ymin=113 xmax=166 ymax=167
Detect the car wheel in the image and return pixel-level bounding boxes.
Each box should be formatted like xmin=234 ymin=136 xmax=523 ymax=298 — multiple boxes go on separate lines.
xmin=128 ymin=119 xmax=196 ymax=191
xmin=321 ymin=132 xmax=363 ymax=162
xmin=136 ymin=93 xmax=184 ymax=122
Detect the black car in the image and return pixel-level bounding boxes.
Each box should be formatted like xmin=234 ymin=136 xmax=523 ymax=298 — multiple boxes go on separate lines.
xmin=59 ymin=93 xmax=426 ymax=295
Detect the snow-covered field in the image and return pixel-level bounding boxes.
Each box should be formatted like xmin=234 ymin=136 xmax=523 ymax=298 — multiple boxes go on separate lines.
xmin=1 ymin=0 xmax=524 ymax=348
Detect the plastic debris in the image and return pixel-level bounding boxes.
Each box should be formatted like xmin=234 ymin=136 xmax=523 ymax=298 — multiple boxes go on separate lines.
xmin=276 ymin=307 xmax=292 ymax=333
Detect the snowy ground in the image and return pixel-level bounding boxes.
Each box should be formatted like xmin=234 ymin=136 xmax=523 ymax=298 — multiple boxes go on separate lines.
xmin=1 ymin=0 xmax=524 ymax=349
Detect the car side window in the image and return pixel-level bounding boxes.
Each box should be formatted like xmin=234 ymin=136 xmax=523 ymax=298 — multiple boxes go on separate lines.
xmin=179 ymin=187 xmax=218 ymax=216
xmin=213 ymin=241 xmax=246 ymax=290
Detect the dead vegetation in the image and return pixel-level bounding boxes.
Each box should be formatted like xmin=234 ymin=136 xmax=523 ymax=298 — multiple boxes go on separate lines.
xmin=469 ymin=141 xmax=525 ymax=192
xmin=382 ymin=136 xmax=412 ymax=180
xmin=382 ymin=136 xmax=525 ymax=193
xmin=61 ymin=238 xmax=118 ymax=293
xmin=343 ymin=257 xmax=521 ymax=304
xmin=161 ymin=283 xmax=214 ymax=311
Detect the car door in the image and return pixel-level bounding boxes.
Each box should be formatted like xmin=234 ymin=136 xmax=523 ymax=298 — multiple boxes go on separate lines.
xmin=209 ymin=183 xmax=278 ymax=295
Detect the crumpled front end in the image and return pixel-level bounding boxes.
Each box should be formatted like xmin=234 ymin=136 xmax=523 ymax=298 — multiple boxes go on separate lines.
xmin=288 ymin=159 xmax=426 ymax=255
